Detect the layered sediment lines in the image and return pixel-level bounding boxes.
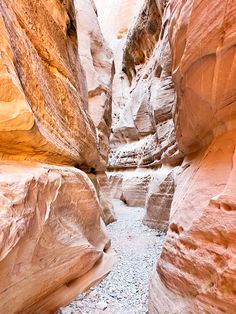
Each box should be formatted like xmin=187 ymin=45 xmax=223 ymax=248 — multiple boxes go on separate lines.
xmin=0 ymin=0 xmax=115 ymax=312
xmin=150 ymin=0 xmax=236 ymax=313
xmin=105 ymin=0 xmax=182 ymax=231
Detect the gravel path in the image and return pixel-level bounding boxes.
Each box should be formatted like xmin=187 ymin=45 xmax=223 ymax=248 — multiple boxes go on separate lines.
xmin=59 ymin=200 xmax=165 ymax=314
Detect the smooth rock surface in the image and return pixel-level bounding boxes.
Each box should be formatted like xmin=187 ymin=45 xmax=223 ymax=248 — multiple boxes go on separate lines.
xmin=0 ymin=1 xmax=115 ymax=312
xmin=108 ymin=0 xmax=181 ymax=230
xmin=150 ymin=131 xmax=236 ymax=313
xmin=0 ymin=161 xmax=114 ymax=314
xmin=75 ymin=0 xmax=113 ymax=166
xmin=170 ymin=0 xmax=236 ymax=155
xmin=150 ymin=0 xmax=236 ymax=313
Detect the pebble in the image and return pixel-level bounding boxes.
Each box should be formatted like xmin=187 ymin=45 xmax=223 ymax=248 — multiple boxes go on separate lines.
xmin=97 ymin=301 xmax=108 ymax=310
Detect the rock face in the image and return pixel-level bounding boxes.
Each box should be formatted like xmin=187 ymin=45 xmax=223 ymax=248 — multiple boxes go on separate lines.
xmin=74 ymin=0 xmax=115 ymax=223
xmin=0 ymin=0 xmax=99 ymax=168
xmin=105 ymin=0 xmax=182 ymax=230
xmin=0 ymin=0 xmax=114 ymax=312
xmin=75 ymin=0 xmax=113 ymax=167
xmin=143 ymin=168 xmax=175 ymax=232
xmin=0 ymin=161 xmax=113 ymax=313
xmin=150 ymin=0 xmax=236 ymax=313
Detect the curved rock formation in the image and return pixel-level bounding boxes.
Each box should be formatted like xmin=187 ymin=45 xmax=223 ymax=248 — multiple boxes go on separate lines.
xmin=150 ymin=0 xmax=236 ymax=313
xmin=0 ymin=0 xmax=99 ymax=168
xmin=74 ymin=0 xmax=116 ymax=223
xmin=75 ymin=0 xmax=113 ymax=167
xmin=0 ymin=161 xmax=113 ymax=313
xmin=0 ymin=0 xmax=115 ymax=312
xmin=107 ymin=0 xmax=182 ymax=230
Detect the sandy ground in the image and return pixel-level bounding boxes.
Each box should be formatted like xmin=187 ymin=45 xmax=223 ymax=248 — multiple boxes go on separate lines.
xmin=59 ymin=200 xmax=165 ymax=314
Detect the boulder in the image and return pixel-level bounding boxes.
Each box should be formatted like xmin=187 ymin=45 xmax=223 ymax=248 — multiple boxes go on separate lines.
xmin=143 ymin=168 xmax=175 ymax=231
xmin=0 ymin=161 xmax=114 ymax=313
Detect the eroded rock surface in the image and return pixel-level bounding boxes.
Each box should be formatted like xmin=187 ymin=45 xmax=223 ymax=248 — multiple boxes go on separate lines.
xmin=0 ymin=0 xmax=99 ymax=168
xmin=106 ymin=0 xmax=181 ymax=230
xmin=0 ymin=161 xmax=113 ymax=314
xmin=143 ymin=168 xmax=175 ymax=232
xmin=74 ymin=0 xmax=115 ymax=223
xmin=150 ymin=0 xmax=236 ymax=313
xmin=75 ymin=0 xmax=113 ymax=166
xmin=0 ymin=0 xmax=115 ymax=312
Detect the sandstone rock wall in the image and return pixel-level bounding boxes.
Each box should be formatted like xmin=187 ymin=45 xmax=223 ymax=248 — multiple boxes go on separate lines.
xmin=0 ymin=0 xmax=98 ymax=168
xmin=106 ymin=0 xmax=182 ymax=230
xmin=94 ymin=0 xmax=145 ymax=131
xmin=0 ymin=161 xmax=113 ymax=314
xmin=75 ymin=0 xmax=113 ymax=167
xmin=74 ymin=0 xmax=115 ymax=223
xmin=150 ymin=0 xmax=236 ymax=313
xmin=0 ymin=0 xmax=114 ymax=312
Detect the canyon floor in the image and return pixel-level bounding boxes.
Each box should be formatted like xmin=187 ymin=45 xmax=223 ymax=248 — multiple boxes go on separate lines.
xmin=59 ymin=200 xmax=165 ymax=314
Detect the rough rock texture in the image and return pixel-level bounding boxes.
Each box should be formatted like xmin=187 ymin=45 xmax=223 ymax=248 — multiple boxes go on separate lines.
xmin=143 ymin=168 xmax=175 ymax=232
xmin=107 ymin=0 xmax=182 ymax=230
xmin=150 ymin=0 xmax=236 ymax=313
xmin=0 ymin=0 xmax=115 ymax=312
xmin=75 ymin=0 xmax=113 ymax=166
xmin=0 ymin=0 xmax=99 ymax=168
xmin=109 ymin=170 xmax=152 ymax=208
xmin=74 ymin=0 xmax=115 ymax=223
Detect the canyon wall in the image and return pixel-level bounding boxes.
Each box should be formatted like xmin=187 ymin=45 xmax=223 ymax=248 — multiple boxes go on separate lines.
xmin=96 ymin=0 xmax=236 ymax=312
xmin=103 ymin=0 xmax=182 ymax=232
xmin=0 ymin=0 xmax=114 ymax=312
xmin=150 ymin=0 xmax=236 ymax=313
xmin=74 ymin=0 xmax=115 ymax=224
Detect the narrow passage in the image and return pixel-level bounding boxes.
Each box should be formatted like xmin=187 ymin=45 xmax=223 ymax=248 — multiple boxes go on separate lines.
xmin=60 ymin=200 xmax=165 ymax=314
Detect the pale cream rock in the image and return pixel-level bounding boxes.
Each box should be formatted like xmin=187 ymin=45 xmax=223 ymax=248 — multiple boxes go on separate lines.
xmin=74 ymin=0 xmax=115 ymax=224
xmin=75 ymin=0 xmax=114 ymax=167
xmin=108 ymin=0 xmax=181 ymax=230
xmin=143 ymin=168 xmax=175 ymax=231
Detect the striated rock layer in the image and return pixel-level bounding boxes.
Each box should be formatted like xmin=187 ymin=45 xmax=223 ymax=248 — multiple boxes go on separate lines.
xmin=0 ymin=0 xmax=115 ymax=312
xmin=106 ymin=0 xmax=182 ymax=231
xmin=150 ymin=0 xmax=236 ymax=313
xmin=74 ymin=0 xmax=115 ymax=223
xmin=75 ymin=0 xmax=113 ymax=166
xmin=0 ymin=0 xmax=99 ymax=168
xmin=0 ymin=161 xmax=113 ymax=314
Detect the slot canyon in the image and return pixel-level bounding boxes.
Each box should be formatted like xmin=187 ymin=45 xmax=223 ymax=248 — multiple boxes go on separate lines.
xmin=0 ymin=0 xmax=236 ymax=313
